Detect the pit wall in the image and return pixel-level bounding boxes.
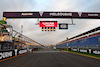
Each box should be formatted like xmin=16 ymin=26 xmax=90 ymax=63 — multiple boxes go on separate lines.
xmin=57 ymin=48 xmax=100 ymax=55
xmin=0 ymin=49 xmax=32 ymax=60
xmin=71 ymin=48 xmax=100 ymax=55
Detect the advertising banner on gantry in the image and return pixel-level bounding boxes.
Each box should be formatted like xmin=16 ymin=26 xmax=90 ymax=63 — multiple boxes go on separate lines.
xmin=3 ymin=12 xmax=100 ymax=19
xmin=39 ymin=21 xmax=57 ymax=27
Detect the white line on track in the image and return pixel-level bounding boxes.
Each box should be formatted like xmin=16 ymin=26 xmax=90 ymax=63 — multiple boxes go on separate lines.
xmin=32 ymin=51 xmax=68 ymax=53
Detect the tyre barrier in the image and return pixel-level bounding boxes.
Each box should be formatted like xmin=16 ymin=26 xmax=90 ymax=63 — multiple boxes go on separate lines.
xmin=71 ymin=48 xmax=100 ymax=55
xmin=0 ymin=49 xmax=32 ymax=60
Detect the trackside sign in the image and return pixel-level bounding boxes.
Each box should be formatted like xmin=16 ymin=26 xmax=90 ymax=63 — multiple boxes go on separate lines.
xmin=59 ymin=23 xmax=68 ymax=29
xmin=39 ymin=21 xmax=57 ymax=27
xmin=0 ymin=51 xmax=13 ymax=59
xmin=0 ymin=49 xmax=32 ymax=60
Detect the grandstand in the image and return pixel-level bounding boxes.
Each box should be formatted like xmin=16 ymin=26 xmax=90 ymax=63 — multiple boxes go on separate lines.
xmin=56 ymin=26 xmax=100 ymax=50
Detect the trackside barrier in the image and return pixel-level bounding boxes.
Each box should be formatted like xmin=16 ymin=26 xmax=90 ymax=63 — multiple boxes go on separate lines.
xmin=0 ymin=49 xmax=32 ymax=60
xmin=56 ymin=32 xmax=100 ymax=55
xmin=71 ymin=48 xmax=100 ymax=55
xmin=0 ymin=50 xmax=14 ymax=60
xmin=32 ymin=48 xmax=38 ymax=51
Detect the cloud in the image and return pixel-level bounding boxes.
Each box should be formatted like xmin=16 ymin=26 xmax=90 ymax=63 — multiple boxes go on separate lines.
xmin=0 ymin=0 xmax=100 ymax=45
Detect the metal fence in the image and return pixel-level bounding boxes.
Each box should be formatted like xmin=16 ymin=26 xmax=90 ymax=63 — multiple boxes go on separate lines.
xmin=56 ymin=32 xmax=100 ymax=49
xmin=56 ymin=26 xmax=100 ymax=51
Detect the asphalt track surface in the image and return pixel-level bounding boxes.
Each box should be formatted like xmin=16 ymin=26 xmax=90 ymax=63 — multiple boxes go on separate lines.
xmin=0 ymin=48 xmax=100 ymax=67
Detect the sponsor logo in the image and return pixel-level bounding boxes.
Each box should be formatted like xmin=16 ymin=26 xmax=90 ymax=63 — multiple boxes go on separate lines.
xmin=40 ymin=21 xmax=57 ymax=27
xmin=88 ymin=14 xmax=98 ymax=16
xmin=93 ymin=50 xmax=100 ymax=54
xmin=50 ymin=13 xmax=72 ymax=16
xmin=72 ymin=49 xmax=77 ymax=51
xmin=21 ymin=13 xmax=33 ymax=16
xmin=42 ymin=22 xmax=55 ymax=27
xmin=19 ymin=50 xmax=27 ymax=54
xmin=80 ymin=49 xmax=87 ymax=53
xmin=0 ymin=51 xmax=12 ymax=59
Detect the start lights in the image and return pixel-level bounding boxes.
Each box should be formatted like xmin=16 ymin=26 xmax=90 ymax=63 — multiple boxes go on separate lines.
xmin=40 ymin=21 xmax=57 ymax=31
xmin=42 ymin=27 xmax=56 ymax=31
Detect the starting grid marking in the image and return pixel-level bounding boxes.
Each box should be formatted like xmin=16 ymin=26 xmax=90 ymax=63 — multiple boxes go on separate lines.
xmin=32 ymin=51 xmax=68 ymax=53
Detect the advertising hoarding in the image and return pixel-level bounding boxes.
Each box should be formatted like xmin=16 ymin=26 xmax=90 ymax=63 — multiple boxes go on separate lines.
xmin=39 ymin=21 xmax=57 ymax=27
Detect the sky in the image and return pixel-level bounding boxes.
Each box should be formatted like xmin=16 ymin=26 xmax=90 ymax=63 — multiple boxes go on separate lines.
xmin=0 ymin=0 xmax=100 ymax=45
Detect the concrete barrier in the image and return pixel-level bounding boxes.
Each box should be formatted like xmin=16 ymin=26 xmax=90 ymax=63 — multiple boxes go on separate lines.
xmin=0 ymin=49 xmax=32 ymax=60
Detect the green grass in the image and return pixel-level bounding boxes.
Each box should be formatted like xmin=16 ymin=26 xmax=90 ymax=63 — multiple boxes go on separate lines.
xmin=69 ymin=50 xmax=100 ymax=58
